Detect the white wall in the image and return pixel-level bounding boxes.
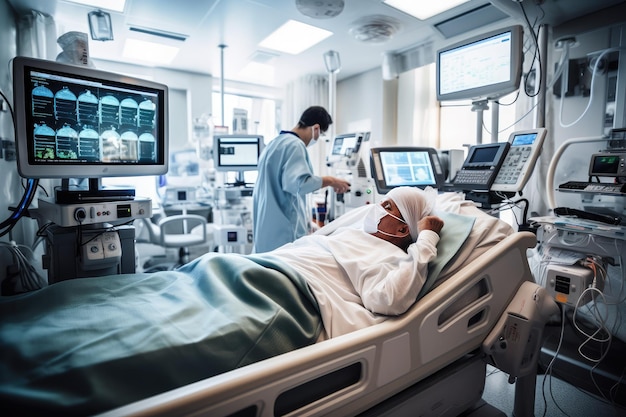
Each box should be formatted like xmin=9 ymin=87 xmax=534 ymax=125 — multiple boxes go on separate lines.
xmin=336 ymin=68 xmax=384 ymax=146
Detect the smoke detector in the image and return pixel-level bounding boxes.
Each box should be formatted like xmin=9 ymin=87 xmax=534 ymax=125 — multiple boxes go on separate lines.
xmin=349 ymin=15 xmax=401 ymax=44
xmin=296 ymin=0 xmax=344 ymax=19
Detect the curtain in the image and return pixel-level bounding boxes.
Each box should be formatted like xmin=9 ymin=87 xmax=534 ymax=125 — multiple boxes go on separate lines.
xmin=284 ymin=74 xmax=329 ymax=175
xmin=17 ymin=10 xmax=56 ymax=59
xmin=396 ymin=65 xmax=439 ymax=148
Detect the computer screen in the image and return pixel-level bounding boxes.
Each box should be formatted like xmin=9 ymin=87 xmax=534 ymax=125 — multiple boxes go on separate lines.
xmin=370 ymin=147 xmax=445 ymax=194
xmin=326 ymin=132 xmax=366 ymax=165
xmin=589 ymin=153 xmax=626 ymax=177
xmin=436 ymin=25 xmax=523 ymax=101
xmin=462 ymin=143 xmax=510 ymax=168
xmin=12 ymin=56 xmax=169 ymax=180
xmin=469 ymin=145 xmax=501 ymax=164
xmin=213 ymin=134 xmax=264 ymax=172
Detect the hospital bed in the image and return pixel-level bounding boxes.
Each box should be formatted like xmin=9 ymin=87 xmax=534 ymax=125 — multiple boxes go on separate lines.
xmin=97 ymin=196 xmax=557 ymax=417
xmin=1 ymin=194 xmax=558 ymax=417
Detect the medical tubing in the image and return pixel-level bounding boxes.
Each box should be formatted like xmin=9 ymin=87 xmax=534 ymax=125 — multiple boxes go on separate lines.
xmin=0 ymin=241 xmax=45 ymax=292
xmin=558 ymin=47 xmax=625 ymax=128
xmin=574 ymin=288 xmax=613 ymax=401
xmin=481 ymin=97 xmax=538 ymax=135
xmin=540 ymin=305 xmax=566 ymax=417
xmin=573 ymin=286 xmax=611 ymax=348
xmin=548 ymin=42 xmax=570 ymax=91
xmin=545 ymin=135 xmax=606 ymax=209
xmin=616 ymin=252 xmax=626 ymax=305
xmin=0 ymin=179 xmax=34 ymax=226
xmin=519 ymin=2 xmax=543 ymax=98
xmin=0 ymin=179 xmax=38 ymax=237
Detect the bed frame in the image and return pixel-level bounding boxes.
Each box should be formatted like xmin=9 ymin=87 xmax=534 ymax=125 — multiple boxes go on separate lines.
xmin=99 ymin=231 xmax=548 ymax=417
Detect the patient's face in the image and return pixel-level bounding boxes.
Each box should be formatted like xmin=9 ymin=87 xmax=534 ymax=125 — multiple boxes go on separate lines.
xmin=377 ymin=199 xmax=409 ymax=237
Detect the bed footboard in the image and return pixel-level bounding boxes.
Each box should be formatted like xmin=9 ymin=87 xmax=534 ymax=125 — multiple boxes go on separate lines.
xmin=99 ymin=232 xmax=537 ymax=417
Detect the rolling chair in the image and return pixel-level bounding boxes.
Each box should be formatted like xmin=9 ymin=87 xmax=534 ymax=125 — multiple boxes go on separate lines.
xmin=139 ymin=214 xmax=209 ymax=271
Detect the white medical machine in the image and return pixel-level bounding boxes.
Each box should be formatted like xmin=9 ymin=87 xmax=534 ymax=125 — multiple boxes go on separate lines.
xmin=528 ymin=128 xmax=626 ymax=403
xmin=212 ymin=134 xmax=264 ymax=253
xmin=325 ymin=131 xmax=375 ymax=220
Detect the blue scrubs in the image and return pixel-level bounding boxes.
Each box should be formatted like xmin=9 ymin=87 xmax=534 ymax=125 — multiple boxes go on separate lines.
xmin=252 ymin=131 xmax=323 ymax=253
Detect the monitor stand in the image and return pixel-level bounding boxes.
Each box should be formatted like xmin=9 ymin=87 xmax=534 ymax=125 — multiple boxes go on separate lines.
xmin=225 ymin=171 xmax=251 ymax=188
xmin=55 ymin=178 xmax=135 ymax=204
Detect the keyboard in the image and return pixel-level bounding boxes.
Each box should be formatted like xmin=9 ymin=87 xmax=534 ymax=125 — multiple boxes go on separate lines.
xmin=453 ymin=169 xmax=493 ymax=185
xmin=558 ymin=181 xmax=626 ymax=193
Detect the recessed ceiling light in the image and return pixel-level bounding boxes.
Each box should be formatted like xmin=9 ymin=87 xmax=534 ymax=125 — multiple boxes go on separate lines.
xmin=123 ymin=39 xmax=179 ymax=64
xmin=383 ymin=0 xmax=469 ymax=20
xmin=63 ymin=0 xmax=126 ymax=13
xmin=259 ymin=20 xmax=332 ymax=55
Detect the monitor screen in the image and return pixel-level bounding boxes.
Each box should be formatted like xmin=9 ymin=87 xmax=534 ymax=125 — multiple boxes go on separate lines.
xmin=370 ymin=146 xmax=445 ymax=194
xmin=326 ymin=132 xmax=367 ymax=165
xmin=436 ymin=25 xmax=523 ymax=101
xmin=463 ymin=143 xmax=509 ymax=168
xmin=589 ymin=153 xmax=626 ymax=177
xmin=510 ymin=131 xmax=539 ymax=147
xmin=213 ymin=134 xmax=264 ymax=172
xmin=469 ymin=145 xmax=500 ymax=164
xmin=13 ymin=56 xmax=169 ymax=179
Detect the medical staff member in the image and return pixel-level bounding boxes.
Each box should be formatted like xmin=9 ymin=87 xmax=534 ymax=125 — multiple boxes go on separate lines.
xmin=252 ymin=106 xmax=351 ymax=253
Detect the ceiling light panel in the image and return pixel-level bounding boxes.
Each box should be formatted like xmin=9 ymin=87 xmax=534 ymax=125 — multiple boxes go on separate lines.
xmin=383 ymin=0 xmax=470 ymax=20
xmin=123 ymin=39 xmax=179 ymax=64
xmin=259 ymin=20 xmax=332 ymax=55
xmin=63 ymin=0 xmax=126 ymax=13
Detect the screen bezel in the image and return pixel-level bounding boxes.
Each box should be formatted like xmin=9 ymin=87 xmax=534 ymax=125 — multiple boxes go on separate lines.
xmin=436 ymin=25 xmax=524 ymax=102
xmin=213 ymin=134 xmax=265 ymax=172
xmin=463 ymin=143 xmax=509 ymax=169
xmin=370 ymin=146 xmax=445 ymax=194
xmin=326 ymin=132 xmax=364 ymax=165
xmin=588 ymin=153 xmax=626 ymax=177
xmin=13 ymin=56 xmax=169 ymax=179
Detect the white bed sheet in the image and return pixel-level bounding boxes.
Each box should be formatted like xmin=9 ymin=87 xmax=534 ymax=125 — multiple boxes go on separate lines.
xmin=310 ymin=191 xmax=515 ymax=338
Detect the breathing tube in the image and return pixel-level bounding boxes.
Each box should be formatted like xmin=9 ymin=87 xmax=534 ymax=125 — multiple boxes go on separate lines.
xmin=0 ymin=178 xmax=39 ymax=237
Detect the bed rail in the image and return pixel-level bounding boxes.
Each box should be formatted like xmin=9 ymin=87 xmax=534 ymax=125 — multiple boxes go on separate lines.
xmin=99 ymin=232 xmax=537 ymax=417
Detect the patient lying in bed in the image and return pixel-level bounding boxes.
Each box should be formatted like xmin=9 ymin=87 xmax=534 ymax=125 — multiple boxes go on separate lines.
xmin=0 ymin=188 xmax=512 ymax=415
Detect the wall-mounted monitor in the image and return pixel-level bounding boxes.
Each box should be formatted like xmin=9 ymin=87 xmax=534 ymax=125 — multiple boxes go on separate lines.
xmin=370 ymin=147 xmax=445 ymax=194
xmin=13 ymin=56 xmax=169 ymax=181
xmin=213 ymin=134 xmax=264 ymax=173
xmin=436 ymin=25 xmax=524 ymax=102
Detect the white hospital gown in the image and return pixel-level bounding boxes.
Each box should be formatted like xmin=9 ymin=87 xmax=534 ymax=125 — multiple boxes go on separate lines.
xmin=270 ymin=227 xmax=440 ymax=339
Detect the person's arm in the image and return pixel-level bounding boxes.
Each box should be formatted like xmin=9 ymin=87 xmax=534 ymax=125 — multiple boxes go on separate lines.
xmin=281 ymin=141 xmax=323 ymax=195
xmin=321 ymin=176 xmax=351 ymax=194
xmin=354 ymin=216 xmax=443 ymax=315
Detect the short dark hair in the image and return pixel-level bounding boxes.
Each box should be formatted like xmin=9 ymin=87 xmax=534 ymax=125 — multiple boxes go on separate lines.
xmin=298 ymin=106 xmax=332 ymax=132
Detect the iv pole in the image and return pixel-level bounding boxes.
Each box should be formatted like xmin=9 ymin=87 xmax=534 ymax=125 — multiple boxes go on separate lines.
xmin=324 ymin=50 xmax=341 ymax=221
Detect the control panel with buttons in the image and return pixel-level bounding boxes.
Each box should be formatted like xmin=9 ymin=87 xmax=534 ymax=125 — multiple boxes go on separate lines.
xmin=36 ymin=197 xmax=152 ymax=227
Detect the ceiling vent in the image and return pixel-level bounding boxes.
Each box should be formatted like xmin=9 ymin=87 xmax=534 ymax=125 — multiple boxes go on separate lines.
xmin=349 ymin=15 xmax=401 ymax=44
xmin=296 ymin=0 xmax=344 ymax=19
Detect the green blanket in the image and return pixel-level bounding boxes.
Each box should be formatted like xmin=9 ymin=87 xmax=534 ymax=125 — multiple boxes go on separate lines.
xmin=419 ymin=211 xmax=475 ymax=299
xmin=0 ymin=253 xmax=322 ymax=416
